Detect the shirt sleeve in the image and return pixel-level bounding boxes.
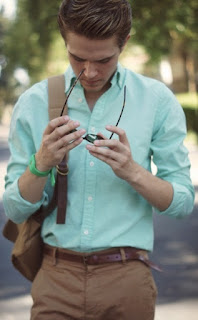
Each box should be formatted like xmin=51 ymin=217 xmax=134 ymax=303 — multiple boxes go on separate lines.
xmin=3 ymin=81 xmax=52 ymax=224
xmin=151 ymin=85 xmax=195 ymax=218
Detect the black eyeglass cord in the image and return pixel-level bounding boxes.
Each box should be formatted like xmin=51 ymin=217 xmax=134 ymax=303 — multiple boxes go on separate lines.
xmin=109 ymin=85 xmax=126 ymax=140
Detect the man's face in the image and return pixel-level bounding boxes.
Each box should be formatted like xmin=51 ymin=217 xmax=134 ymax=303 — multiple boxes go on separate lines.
xmin=66 ymin=32 xmax=127 ymax=96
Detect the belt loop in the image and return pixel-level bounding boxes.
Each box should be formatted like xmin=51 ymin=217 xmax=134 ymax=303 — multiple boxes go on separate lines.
xmin=52 ymin=248 xmax=57 ymax=266
xmin=120 ymin=248 xmax=126 ymax=264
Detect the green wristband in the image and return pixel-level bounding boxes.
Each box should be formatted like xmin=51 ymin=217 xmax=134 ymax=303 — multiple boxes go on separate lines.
xmin=29 ymin=154 xmax=55 ymax=186
xmin=29 ymin=154 xmax=50 ymax=177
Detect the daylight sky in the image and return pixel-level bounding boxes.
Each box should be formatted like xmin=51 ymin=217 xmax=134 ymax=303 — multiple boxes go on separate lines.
xmin=0 ymin=0 xmax=16 ymax=18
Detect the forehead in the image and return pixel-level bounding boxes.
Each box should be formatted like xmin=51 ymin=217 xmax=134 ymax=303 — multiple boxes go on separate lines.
xmin=66 ymin=32 xmax=120 ymax=60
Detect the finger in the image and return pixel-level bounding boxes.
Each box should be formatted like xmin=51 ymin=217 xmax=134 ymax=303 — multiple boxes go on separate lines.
xmin=86 ymin=143 xmax=120 ymax=161
xmin=57 ymin=129 xmax=86 ymax=149
xmin=94 ymin=138 xmax=122 ymax=150
xmin=106 ymin=125 xmax=130 ymax=146
xmin=44 ymin=116 xmax=70 ymax=135
xmin=60 ymin=137 xmax=84 ymax=152
xmin=49 ymin=120 xmax=82 ymax=142
xmin=40 ymin=134 xmax=84 ymax=165
xmin=88 ymin=150 xmax=117 ymax=166
xmin=96 ymin=132 xmax=108 ymax=140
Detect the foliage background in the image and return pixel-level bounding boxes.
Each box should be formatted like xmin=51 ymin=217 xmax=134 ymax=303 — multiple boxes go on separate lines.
xmin=0 ymin=0 xmax=198 ymax=136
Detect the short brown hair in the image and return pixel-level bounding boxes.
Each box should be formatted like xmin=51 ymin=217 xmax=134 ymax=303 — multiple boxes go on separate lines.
xmin=58 ymin=0 xmax=132 ymax=48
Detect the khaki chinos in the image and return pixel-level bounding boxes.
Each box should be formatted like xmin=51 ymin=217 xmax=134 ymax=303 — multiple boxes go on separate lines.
xmin=31 ymin=246 xmax=157 ymax=320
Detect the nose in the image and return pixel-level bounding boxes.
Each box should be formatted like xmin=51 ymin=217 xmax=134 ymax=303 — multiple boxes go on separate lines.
xmin=84 ymin=61 xmax=98 ymax=79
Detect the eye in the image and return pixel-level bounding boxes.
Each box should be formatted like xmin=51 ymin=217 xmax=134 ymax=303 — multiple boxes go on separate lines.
xmin=73 ymin=56 xmax=85 ymax=63
xmin=98 ymin=58 xmax=111 ymax=64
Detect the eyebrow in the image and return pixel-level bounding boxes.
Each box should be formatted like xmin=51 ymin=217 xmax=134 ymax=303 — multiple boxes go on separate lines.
xmin=68 ymin=51 xmax=115 ymax=62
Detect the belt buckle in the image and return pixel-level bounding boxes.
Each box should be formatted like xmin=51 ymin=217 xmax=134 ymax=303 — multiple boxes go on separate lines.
xmin=83 ymin=255 xmax=99 ymax=265
xmin=83 ymin=256 xmax=88 ymax=265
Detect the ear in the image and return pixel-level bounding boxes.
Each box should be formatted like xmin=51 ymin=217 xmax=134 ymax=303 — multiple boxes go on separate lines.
xmin=120 ymin=34 xmax=131 ymax=52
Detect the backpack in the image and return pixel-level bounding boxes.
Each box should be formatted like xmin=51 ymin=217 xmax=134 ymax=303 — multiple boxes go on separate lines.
xmin=2 ymin=74 xmax=67 ymax=281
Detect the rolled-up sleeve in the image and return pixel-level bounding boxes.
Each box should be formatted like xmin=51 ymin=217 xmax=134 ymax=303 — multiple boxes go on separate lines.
xmin=3 ymin=178 xmax=48 ymax=223
xmin=151 ymin=87 xmax=195 ymax=218
xmin=3 ymin=81 xmax=51 ymax=224
xmin=156 ymin=181 xmax=194 ymax=218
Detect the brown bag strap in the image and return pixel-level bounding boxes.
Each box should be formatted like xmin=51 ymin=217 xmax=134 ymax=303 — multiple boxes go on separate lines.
xmin=48 ymin=74 xmax=68 ymax=224
xmin=48 ymin=74 xmax=66 ymax=120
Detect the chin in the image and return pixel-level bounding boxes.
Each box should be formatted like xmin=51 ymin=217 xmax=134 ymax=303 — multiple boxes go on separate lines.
xmin=84 ymin=84 xmax=103 ymax=92
xmin=84 ymin=81 xmax=110 ymax=92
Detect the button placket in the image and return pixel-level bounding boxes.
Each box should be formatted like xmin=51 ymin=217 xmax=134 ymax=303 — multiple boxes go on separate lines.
xmin=80 ymin=93 xmax=107 ymax=251
xmin=86 ymin=94 xmax=109 ymax=140
xmin=80 ymin=152 xmax=97 ymax=250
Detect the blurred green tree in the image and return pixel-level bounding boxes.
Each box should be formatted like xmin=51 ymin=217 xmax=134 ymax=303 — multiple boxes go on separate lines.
xmin=1 ymin=0 xmax=198 ymax=107
xmin=130 ymin=0 xmax=198 ymax=92
xmin=0 ymin=7 xmax=13 ymax=108
xmin=4 ymin=0 xmax=61 ymax=82
xmin=131 ymin=0 xmax=197 ymax=59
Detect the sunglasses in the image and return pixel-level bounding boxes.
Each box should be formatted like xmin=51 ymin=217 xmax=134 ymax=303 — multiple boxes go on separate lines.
xmin=61 ymin=69 xmax=126 ymax=144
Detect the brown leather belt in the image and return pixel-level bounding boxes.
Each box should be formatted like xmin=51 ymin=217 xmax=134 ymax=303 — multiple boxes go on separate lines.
xmin=44 ymin=246 xmax=162 ymax=272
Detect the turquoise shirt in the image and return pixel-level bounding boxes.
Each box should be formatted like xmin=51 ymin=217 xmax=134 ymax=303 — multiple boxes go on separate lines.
xmin=3 ymin=64 xmax=195 ymax=252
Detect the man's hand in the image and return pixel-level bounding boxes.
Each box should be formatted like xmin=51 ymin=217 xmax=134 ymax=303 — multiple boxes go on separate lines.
xmin=36 ymin=116 xmax=86 ymax=171
xmin=86 ymin=125 xmax=135 ymax=181
xmin=86 ymin=124 xmax=173 ymax=212
xmin=18 ymin=115 xmax=86 ymax=204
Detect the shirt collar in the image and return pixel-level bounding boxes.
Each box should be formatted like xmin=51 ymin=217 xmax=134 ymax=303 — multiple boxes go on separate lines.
xmin=64 ymin=62 xmax=125 ymax=93
xmin=110 ymin=63 xmax=124 ymax=89
xmin=64 ymin=65 xmax=76 ymax=93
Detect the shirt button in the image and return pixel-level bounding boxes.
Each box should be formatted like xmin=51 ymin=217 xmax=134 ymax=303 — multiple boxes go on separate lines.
xmin=88 ymin=196 xmax=93 ymax=201
xmin=78 ymin=98 xmax=83 ymax=103
xmin=91 ymin=127 xmax=95 ymax=133
xmin=90 ymin=161 xmax=94 ymax=167
xmin=84 ymin=230 xmax=89 ymax=235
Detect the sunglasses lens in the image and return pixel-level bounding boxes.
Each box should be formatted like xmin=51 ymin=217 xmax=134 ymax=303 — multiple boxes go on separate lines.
xmin=86 ymin=134 xmax=98 ymax=143
xmin=85 ymin=134 xmax=104 ymax=143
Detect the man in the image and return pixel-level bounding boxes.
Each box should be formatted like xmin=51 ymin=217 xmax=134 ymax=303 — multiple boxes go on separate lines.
xmin=3 ymin=0 xmax=194 ymax=319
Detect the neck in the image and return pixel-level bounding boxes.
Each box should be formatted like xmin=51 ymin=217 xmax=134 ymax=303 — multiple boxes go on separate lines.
xmin=84 ymin=83 xmax=111 ymax=111
xmin=84 ymin=91 xmax=101 ymax=111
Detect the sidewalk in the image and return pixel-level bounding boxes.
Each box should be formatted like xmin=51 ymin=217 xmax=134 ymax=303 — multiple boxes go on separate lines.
xmin=1 ymin=295 xmax=198 ymax=320
xmin=0 ymin=285 xmax=198 ymax=320
xmin=0 ymin=122 xmax=198 ymax=319
xmin=0 ymin=124 xmax=10 ymax=201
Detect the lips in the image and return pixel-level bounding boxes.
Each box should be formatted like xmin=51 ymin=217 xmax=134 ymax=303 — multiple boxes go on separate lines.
xmin=82 ymin=79 xmax=100 ymax=86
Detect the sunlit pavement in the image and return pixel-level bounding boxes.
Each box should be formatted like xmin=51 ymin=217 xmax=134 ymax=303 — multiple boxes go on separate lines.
xmin=0 ymin=295 xmax=32 ymax=320
xmin=155 ymin=299 xmax=198 ymax=320
xmin=0 ymin=123 xmax=198 ymax=319
xmin=0 ymin=293 xmax=198 ymax=320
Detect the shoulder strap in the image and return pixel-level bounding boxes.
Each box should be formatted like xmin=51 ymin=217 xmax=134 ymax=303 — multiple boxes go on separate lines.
xmin=48 ymin=74 xmax=66 ymax=120
xmin=47 ymin=74 xmax=68 ymax=224
xmin=2 ymin=74 xmax=68 ymax=245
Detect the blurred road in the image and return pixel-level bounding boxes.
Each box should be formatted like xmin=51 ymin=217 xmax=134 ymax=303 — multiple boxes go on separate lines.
xmin=0 ymin=123 xmax=198 ymax=320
